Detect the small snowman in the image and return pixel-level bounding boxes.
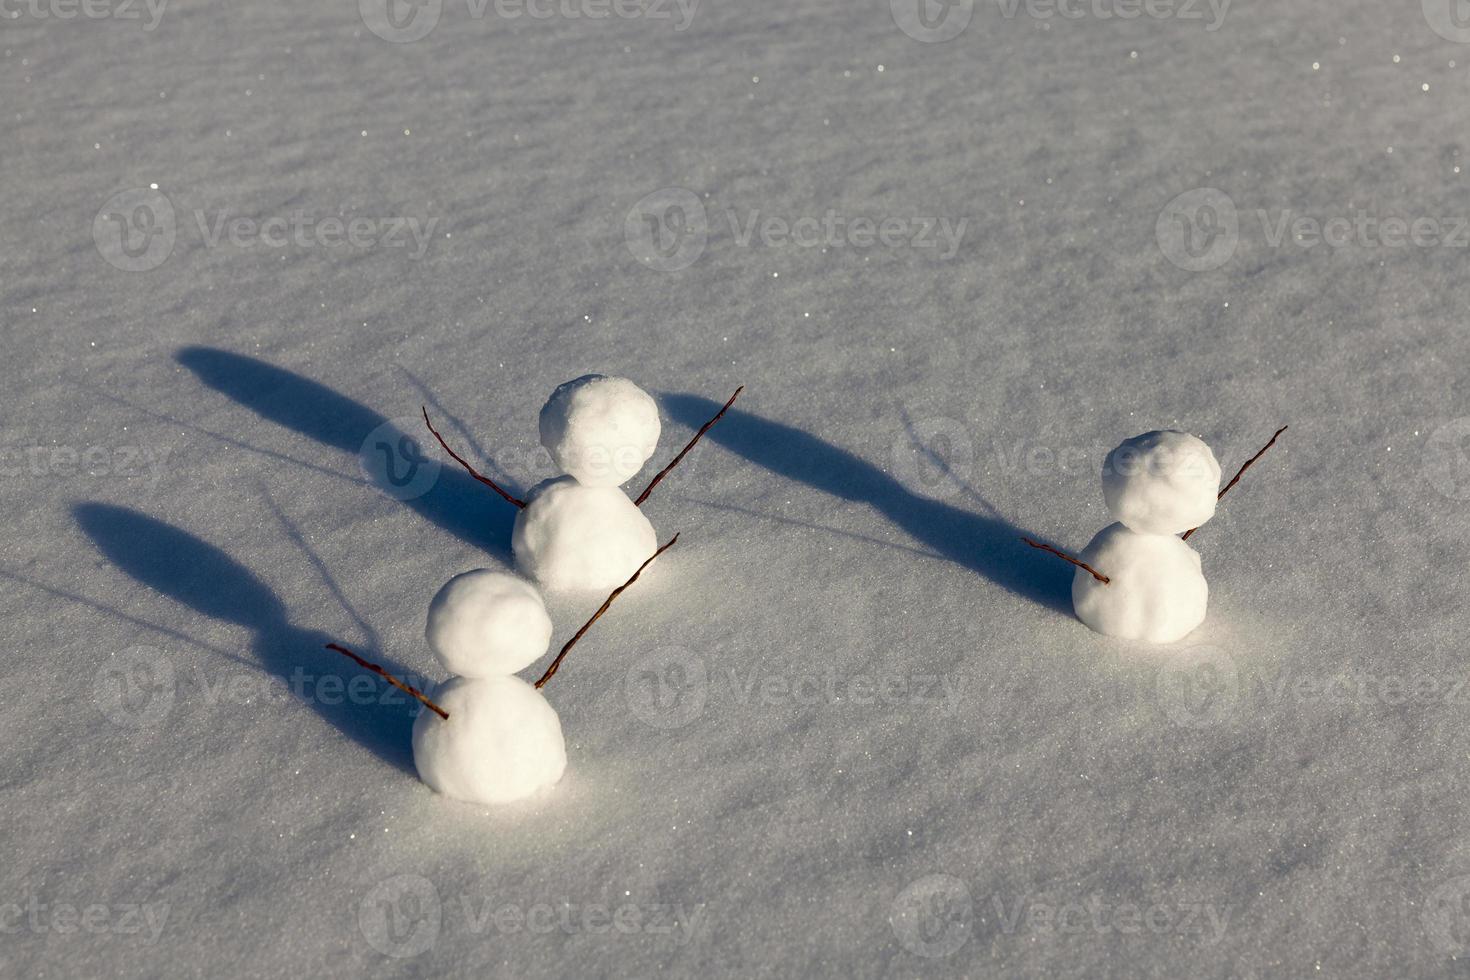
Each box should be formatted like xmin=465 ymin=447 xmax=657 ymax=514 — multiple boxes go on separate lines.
xmin=424 ymin=375 xmax=740 ymax=595
xmin=1068 ymin=431 xmax=1222 ymax=644
xmin=326 ymin=534 xmax=676 ymax=807
xmin=513 ymin=376 xmax=664 ymax=593
xmin=412 ymin=569 xmax=567 ymax=805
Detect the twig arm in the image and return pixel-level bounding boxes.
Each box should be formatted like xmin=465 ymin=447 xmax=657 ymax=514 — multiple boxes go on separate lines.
xmin=1021 ymin=536 xmax=1110 ymax=584
xmin=635 ymin=387 xmax=743 ymax=507
xmin=535 ymin=534 xmax=681 ymax=689
xmin=422 ymin=406 xmax=527 ymax=509
xmin=325 ymin=642 xmax=449 ymax=720
xmin=1181 ymin=425 xmax=1288 ymax=542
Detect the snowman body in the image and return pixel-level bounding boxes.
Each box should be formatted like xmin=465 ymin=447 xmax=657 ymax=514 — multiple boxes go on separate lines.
xmin=514 ymin=375 xmax=663 ymax=593
xmin=413 ymin=569 xmax=566 ymax=805
xmin=1073 ymin=431 xmax=1221 ymax=643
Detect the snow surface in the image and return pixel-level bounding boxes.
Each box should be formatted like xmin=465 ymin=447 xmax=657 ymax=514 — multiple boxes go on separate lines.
xmin=4 ymin=0 xmax=1470 ymax=976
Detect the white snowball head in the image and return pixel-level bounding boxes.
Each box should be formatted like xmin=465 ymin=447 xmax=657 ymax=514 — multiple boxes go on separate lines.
xmin=539 ymin=375 xmax=661 ymax=488
xmin=513 ymin=476 xmax=659 ymax=592
xmin=412 ymin=675 xmax=567 ymax=806
xmin=1071 ymin=522 xmax=1208 ymax=644
xmin=425 ymin=570 xmax=552 ymax=678
xmin=1102 ymin=430 xmax=1222 ymax=535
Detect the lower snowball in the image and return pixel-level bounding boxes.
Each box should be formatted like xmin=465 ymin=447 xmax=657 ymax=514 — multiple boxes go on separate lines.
xmin=512 ymin=475 xmax=659 ymax=592
xmin=1071 ymin=522 xmax=1208 ymax=644
xmin=412 ymin=675 xmax=567 ymax=805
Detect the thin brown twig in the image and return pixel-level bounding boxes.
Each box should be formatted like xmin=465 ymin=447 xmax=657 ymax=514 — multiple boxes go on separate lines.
xmin=1181 ymin=424 xmax=1288 ymax=542
xmin=1021 ymin=536 xmax=1110 ymax=584
xmin=421 ymin=406 xmax=526 ymax=509
xmin=325 ymin=642 xmax=449 ymax=720
xmin=535 ymin=534 xmax=680 ymax=689
xmin=634 ymin=387 xmax=743 ymax=507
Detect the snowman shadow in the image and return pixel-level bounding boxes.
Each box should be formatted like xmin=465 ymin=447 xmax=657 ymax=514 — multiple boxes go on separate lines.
xmin=75 ymin=503 xmax=418 ymax=774
xmin=175 ymin=347 xmax=516 ymax=562
xmin=660 ymin=394 xmax=1073 ymax=614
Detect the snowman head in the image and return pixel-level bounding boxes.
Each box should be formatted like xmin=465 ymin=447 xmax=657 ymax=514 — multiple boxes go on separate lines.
xmin=426 ymin=570 xmax=553 ymax=677
xmin=539 ymin=375 xmax=661 ymax=488
xmin=1102 ymin=430 xmax=1222 ymax=536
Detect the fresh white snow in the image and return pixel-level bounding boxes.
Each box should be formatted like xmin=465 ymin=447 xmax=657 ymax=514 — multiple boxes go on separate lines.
xmin=538 ymin=374 xmax=662 ymax=489
xmin=3 ymin=0 xmax=1470 ymax=976
xmin=512 ymin=475 xmax=660 ymax=592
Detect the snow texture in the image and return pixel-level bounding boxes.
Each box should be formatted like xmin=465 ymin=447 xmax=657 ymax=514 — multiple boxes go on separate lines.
xmin=4 ymin=0 xmax=1470 ymax=977
xmin=425 ymin=569 xmax=553 ymax=677
xmin=1102 ymin=430 xmax=1222 ymax=535
xmin=1072 ymin=522 xmax=1209 ymax=643
xmin=412 ymin=675 xmax=568 ymax=806
xmin=539 ymin=375 xmax=662 ymax=488
xmin=512 ymin=476 xmax=660 ymax=592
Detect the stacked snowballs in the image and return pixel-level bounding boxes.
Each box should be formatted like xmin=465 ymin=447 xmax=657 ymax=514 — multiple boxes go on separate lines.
xmin=413 ymin=570 xmax=567 ymax=805
xmin=514 ymin=375 xmax=662 ymax=593
xmin=1071 ymin=431 xmax=1222 ymax=644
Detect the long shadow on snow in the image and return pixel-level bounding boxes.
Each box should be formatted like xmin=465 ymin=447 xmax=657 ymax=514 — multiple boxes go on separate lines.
xmin=175 ymin=346 xmax=516 ymax=560
xmin=76 ymin=503 xmax=417 ymax=774
xmin=660 ymin=393 xmax=1072 ymax=615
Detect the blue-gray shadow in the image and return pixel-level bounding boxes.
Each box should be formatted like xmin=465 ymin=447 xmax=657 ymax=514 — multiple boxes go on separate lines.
xmin=661 ymin=394 xmax=1073 ymax=614
xmin=175 ymin=346 xmax=516 ymax=560
xmin=75 ymin=503 xmax=419 ymax=774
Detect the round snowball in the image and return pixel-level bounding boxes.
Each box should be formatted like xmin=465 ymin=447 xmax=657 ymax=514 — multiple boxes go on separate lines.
xmin=539 ymin=375 xmax=661 ymax=488
xmin=412 ymin=675 xmax=567 ymax=805
xmin=513 ymin=476 xmax=659 ymax=592
xmin=1102 ymin=430 xmax=1222 ymax=535
xmin=425 ymin=570 xmax=552 ymax=677
xmin=1072 ymin=522 xmax=1208 ymax=644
